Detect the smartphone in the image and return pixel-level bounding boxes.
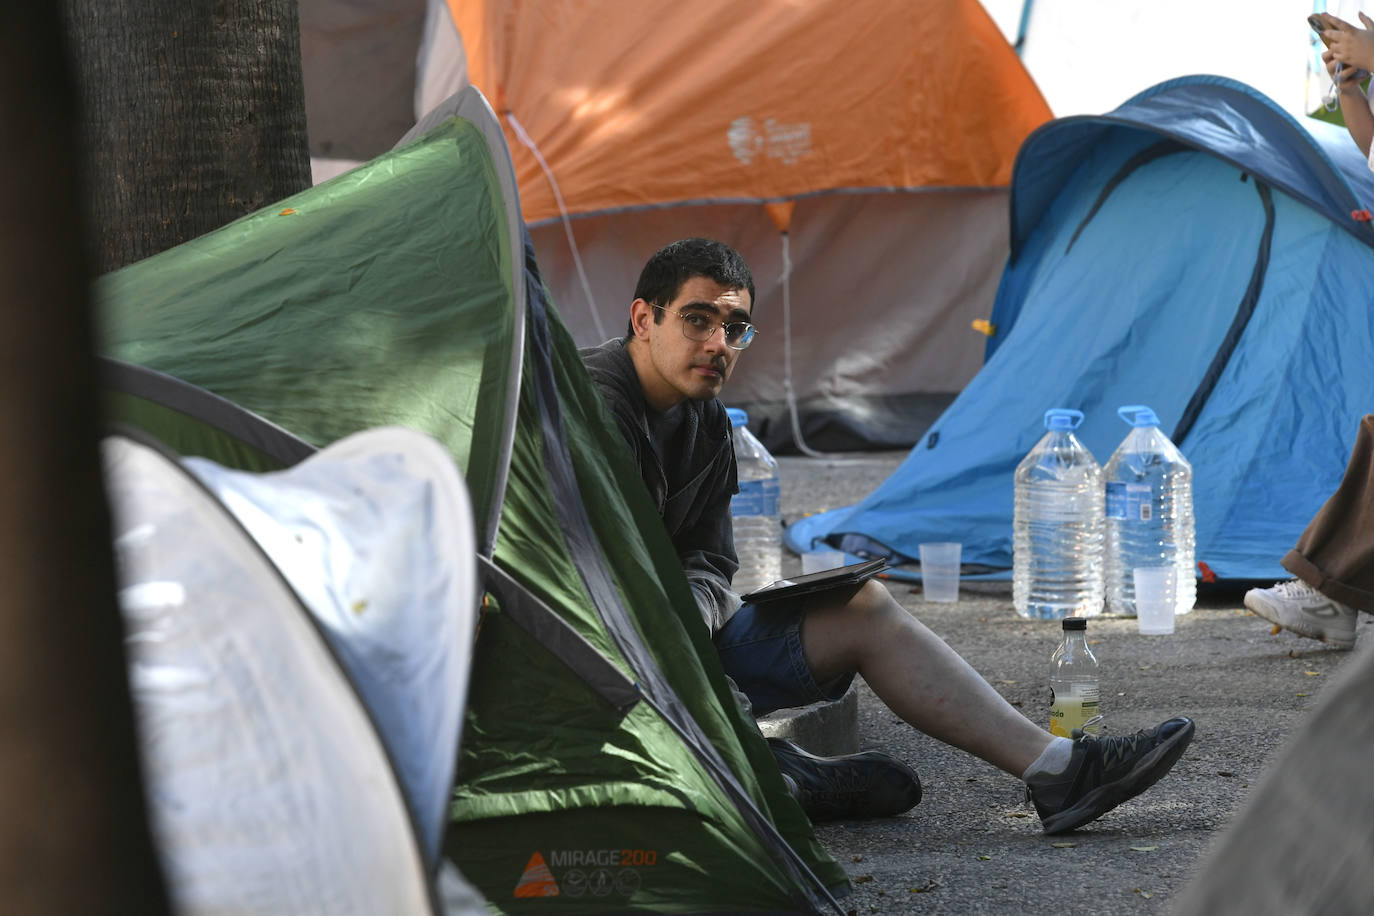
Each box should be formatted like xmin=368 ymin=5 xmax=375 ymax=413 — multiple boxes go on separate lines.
xmin=1310 ymin=13 xmax=1333 ymax=46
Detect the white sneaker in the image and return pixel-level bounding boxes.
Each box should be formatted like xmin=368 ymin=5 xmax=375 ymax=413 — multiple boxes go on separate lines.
xmin=1244 ymin=579 xmax=1358 ymax=649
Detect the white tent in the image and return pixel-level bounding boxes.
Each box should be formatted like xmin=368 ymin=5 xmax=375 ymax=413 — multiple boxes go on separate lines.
xmin=108 ymin=427 xmax=482 ymax=914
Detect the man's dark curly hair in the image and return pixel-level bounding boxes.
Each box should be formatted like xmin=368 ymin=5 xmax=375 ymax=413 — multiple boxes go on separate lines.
xmin=626 ymin=238 xmax=755 ymax=337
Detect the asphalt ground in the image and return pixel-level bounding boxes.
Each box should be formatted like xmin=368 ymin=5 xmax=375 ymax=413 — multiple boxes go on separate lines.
xmin=776 ymin=452 xmax=1366 ymax=916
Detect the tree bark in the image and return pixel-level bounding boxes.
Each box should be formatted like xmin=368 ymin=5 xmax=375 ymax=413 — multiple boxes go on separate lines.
xmin=0 ymin=5 xmax=170 ymax=913
xmin=64 ymin=0 xmax=311 ymax=273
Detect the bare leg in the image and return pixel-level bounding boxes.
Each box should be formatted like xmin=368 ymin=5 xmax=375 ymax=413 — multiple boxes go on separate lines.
xmin=800 ymin=579 xmax=1053 ymax=777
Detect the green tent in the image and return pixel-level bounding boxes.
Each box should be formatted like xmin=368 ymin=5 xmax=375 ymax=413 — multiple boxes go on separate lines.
xmin=96 ymin=86 xmax=848 ymax=913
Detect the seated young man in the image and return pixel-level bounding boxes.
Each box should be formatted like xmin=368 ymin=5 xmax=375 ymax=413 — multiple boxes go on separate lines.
xmin=582 ymin=238 xmax=1194 ymax=833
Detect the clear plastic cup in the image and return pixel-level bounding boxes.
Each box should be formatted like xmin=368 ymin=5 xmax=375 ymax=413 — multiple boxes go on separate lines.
xmin=919 ymin=542 xmax=962 ymax=602
xmin=1133 ymin=567 xmax=1177 ymax=635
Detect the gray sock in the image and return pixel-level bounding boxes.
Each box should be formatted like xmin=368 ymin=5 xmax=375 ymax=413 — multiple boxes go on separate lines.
xmin=1022 ymin=737 xmax=1074 ymax=782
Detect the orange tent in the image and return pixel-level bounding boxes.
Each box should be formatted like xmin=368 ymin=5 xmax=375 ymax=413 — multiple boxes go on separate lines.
xmin=447 ymin=0 xmax=1050 ymax=451
xmin=303 ymin=0 xmax=1051 ymax=450
xmin=450 ymin=0 xmax=1045 ymax=222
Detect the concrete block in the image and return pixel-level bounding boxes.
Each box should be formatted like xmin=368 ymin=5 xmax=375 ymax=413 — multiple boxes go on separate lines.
xmin=756 ymin=680 xmax=859 ymax=756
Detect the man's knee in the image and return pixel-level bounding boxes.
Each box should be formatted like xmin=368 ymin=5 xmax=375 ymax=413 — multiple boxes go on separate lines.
xmin=840 ymin=578 xmax=907 ymax=627
xmin=801 ymin=579 xmax=906 ymax=656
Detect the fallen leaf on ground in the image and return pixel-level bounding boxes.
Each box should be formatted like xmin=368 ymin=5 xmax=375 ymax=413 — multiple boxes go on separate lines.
xmin=1304 ymin=670 xmax=1321 ymax=676
xmin=1130 ymin=845 xmax=1159 ymax=852
xmin=978 ymin=855 xmax=992 ymax=861
xmin=1217 ymin=771 xmax=1235 ymax=778
xmin=1272 ymin=624 xmax=1282 ymax=635
xmin=909 ymin=878 xmax=944 ymax=894
xmin=853 ymin=875 xmax=874 ymax=884
xmin=1051 ymin=842 xmax=1077 ymax=848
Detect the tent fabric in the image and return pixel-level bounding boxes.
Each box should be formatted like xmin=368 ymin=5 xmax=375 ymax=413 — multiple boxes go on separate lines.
xmin=1002 ymin=74 xmax=1374 ymax=278
xmin=787 ymin=75 xmax=1374 ymax=584
xmin=99 ymin=88 xmax=526 ymax=559
xmin=97 ymin=85 xmax=848 ymax=913
xmin=299 ymin=0 xmax=428 ymax=163
xmin=526 ymin=191 xmax=1010 ymax=451
xmin=102 ymin=357 xmax=316 ymax=472
xmin=447 ymin=0 xmax=1045 ymax=221
xmin=106 ymin=432 xmax=439 ymax=915
xmin=183 ymin=426 xmax=478 ymax=864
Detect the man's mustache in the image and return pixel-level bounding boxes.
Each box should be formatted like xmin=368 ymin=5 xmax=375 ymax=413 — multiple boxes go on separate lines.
xmin=695 ymin=356 xmax=729 ymax=374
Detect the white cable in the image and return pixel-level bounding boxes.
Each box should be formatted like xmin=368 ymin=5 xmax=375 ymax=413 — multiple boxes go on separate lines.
xmin=778 ymin=230 xmax=895 ymax=467
xmin=505 ymin=111 xmax=607 ymax=341
xmin=780 ymin=231 xmax=827 ymax=459
xmin=1326 ymin=60 xmax=1342 ymax=112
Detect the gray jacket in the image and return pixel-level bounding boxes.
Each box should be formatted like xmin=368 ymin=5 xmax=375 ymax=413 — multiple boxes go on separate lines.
xmin=581 ymin=338 xmax=742 ymax=633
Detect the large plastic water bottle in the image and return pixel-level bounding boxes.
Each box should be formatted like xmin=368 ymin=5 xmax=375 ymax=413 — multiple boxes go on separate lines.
xmin=1103 ymin=405 xmax=1196 ymax=617
xmin=1013 ymin=409 xmax=1104 ymax=619
xmin=727 ymin=408 xmax=781 ymax=594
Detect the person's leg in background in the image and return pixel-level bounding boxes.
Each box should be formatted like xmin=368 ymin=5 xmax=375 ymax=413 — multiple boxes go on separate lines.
xmin=1247 ymin=415 xmax=1374 ymax=649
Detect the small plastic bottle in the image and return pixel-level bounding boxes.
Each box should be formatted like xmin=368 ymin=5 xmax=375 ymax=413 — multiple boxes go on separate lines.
xmin=727 ymin=408 xmax=781 ymax=594
xmin=1049 ymin=617 xmax=1101 ymax=738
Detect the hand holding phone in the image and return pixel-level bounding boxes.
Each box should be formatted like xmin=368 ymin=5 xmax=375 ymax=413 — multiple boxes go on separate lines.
xmin=1317 ymin=12 xmax=1374 ymax=80
xmin=1311 ymin=11 xmax=1359 ymax=45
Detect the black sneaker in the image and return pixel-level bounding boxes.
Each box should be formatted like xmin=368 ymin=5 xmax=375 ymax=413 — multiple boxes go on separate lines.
xmin=766 ymin=737 xmax=922 ymax=822
xmin=1027 ymin=717 xmax=1195 ymax=834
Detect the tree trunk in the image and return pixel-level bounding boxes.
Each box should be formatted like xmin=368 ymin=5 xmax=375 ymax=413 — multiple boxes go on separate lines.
xmin=0 ymin=5 xmax=170 ymax=913
xmin=64 ymin=0 xmax=311 ymax=273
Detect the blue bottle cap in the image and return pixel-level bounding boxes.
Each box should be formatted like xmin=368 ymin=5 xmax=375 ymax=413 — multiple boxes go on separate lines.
xmin=726 ymin=407 xmax=748 ymax=428
xmin=1117 ymin=405 xmax=1160 ymax=427
xmin=1044 ymin=408 xmax=1084 ymax=431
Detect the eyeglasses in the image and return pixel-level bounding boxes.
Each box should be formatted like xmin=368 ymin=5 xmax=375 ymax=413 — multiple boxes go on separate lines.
xmin=652 ymin=305 xmax=758 ymax=350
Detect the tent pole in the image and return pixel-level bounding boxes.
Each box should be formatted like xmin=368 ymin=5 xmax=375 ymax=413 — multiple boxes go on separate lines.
xmin=1015 ymin=0 xmax=1034 ymax=55
xmin=506 ymin=111 xmax=607 ymax=342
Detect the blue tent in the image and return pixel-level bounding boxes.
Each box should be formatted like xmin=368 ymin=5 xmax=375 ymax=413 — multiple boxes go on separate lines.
xmin=787 ymin=75 xmax=1374 ymax=583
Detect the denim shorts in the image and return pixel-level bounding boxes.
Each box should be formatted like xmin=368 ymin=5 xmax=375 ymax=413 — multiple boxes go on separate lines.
xmin=713 ymin=600 xmax=855 ymax=716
